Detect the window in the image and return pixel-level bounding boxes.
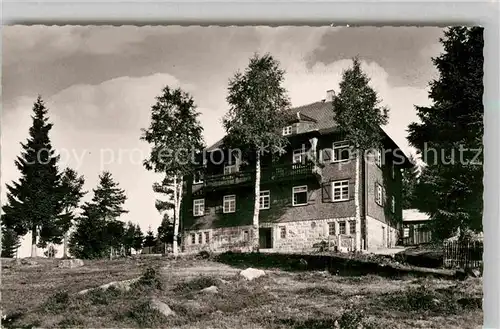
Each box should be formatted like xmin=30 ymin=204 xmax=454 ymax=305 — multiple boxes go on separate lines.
xmin=224 ymin=164 xmax=238 ymax=174
xmin=349 ymin=220 xmax=356 ymax=235
xmin=223 ymin=195 xmax=236 ymax=213
xmin=339 ymin=221 xmax=346 ymax=235
xmin=279 ymin=226 xmax=286 ymax=239
xmin=243 ymin=230 xmax=250 ymax=241
xmin=375 ymin=149 xmax=382 ymax=167
xmin=282 ymin=125 xmax=292 ymax=136
xmin=375 ymin=184 xmax=383 ymax=206
xmin=193 ymin=199 xmax=205 ymax=216
xmin=292 ymin=148 xmax=306 ymax=164
xmin=193 ymin=171 xmax=204 ymax=184
xmin=332 ymin=180 xmax=349 ymax=201
xmin=292 ymin=186 xmax=308 ymax=206
xmin=204 ymin=232 xmax=210 ymax=244
xmin=333 ymin=141 xmax=350 ymax=162
xmin=391 ymin=195 xmax=396 ymax=213
xmin=328 ymin=222 xmax=335 ymax=236
xmin=198 ymin=233 xmax=203 ymax=244
xmin=191 ymin=233 xmax=196 ymax=244
xmin=259 ymin=190 xmax=270 ymax=209
xmin=403 ymin=227 xmax=410 ymax=238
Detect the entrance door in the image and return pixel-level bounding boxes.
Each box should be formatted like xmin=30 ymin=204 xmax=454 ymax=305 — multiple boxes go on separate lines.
xmin=259 ymin=228 xmax=273 ymax=249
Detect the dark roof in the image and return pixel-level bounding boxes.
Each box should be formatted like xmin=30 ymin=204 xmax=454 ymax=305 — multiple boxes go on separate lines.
xmin=206 ymin=100 xmax=336 ymax=151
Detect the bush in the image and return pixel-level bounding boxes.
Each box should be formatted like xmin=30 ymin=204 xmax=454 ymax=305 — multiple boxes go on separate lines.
xmin=134 ymin=267 xmax=163 ymax=290
xmin=196 ymin=250 xmax=211 ymax=259
xmin=125 ymin=300 xmax=165 ymax=328
xmin=88 ymin=286 xmax=121 ymax=305
xmin=44 ymin=291 xmax=70 ymax=313
xmin=58 ymin=315 xmax=84 ymax=328
xmin=173 ymin=276 xmax=219 ymax=293
xmin=337 ymin=308 xmax=366 ymax=329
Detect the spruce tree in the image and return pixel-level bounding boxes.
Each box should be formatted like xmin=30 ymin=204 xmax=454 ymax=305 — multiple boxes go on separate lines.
xmin=157 ymin=213 xmax=174 ymax=254
xmin=332 ymin=57 xmax=389 ymax=251
xmin=2 ymin=96 xmax=64 ymax=257
xmin=132 ymin=224 xmax=144 ymax=254
xmin=407 ymin=27 xmax=484 ymax=240
xmin=69 ymin=171 xmax=128 ymax=259
xmin=1 ymin=224 xmax=21 ymax=258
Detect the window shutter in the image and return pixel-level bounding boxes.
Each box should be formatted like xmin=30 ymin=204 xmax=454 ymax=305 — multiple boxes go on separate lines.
xmin=349 ymin=181 xmax=355 ymax=200
xmin=322 ymin=183 xmax=331 ymax=202
xmin=321 ymin=148 xmax=332 ymax=164
xmin=374 ymin=182 xmax=378 ymax=204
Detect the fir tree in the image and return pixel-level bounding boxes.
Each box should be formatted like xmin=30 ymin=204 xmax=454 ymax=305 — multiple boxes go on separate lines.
xmin=1 ymin=224 xmax=21 ymax=258
xmin=223 ymin=53 xmax=291 ymax=251
xmin=141 ymin=86 xmax=204 ymax=256
xmin=2 ymin=96 xmax=64 ymax=257
xmin=407 ymin=27 xmax=483 ymax=240
xmin=157 ymin=213 xmax=174 ymax=254
xmin=69 ymin=171 xmax=128 ymax=259
xmin=332 ymin=57 xmax=389 ymax=251
xmin=132 ymin=224 xmax=144 ymax=253
xmin=144 ymin=228 xmax=157 ymax=251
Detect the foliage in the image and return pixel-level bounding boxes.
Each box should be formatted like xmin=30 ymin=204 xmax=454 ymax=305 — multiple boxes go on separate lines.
xmin=123 ymin=222 xmax=144 ymax=255
xmin=223 ymin=53 xmax=291 ymax=250
xmin=332 ymin=57 xmax=389 ymax=151
xmin=157 ymin=213 xmax=174 ymax=245
xmin=1 ymin=225 xmax=20 ymax=258
xmin=43 ymin=244 xmax=58 ymax=258
xmin=401 ymin=153 xmax=420 ymax=209
xmin=2 ymin=96 xmax=65 ymax=251
xmin=143 ymin=228 xmax=157 ymax=248
xmin=141 ymin=86 xmax=204 ymax=256
xmin=134 ymin=267 xmax=163 ymax=291
xmin=69 ymin=171 xmax=128 ymax=259
xmin=58 ymin=168 xmax=86 ymax=233
xmin=407 ymin=27 xmax=484 ymax=239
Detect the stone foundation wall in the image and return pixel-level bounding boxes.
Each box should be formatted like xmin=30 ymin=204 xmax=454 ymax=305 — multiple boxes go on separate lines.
xmin=366 ymin=216 xmax=399 ymax=250
xmin=182 ymin=225 xmax=254 ymax=254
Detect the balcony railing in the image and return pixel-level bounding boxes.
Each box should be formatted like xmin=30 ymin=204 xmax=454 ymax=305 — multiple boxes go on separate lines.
xmin=203 ymin=162 xmax=321 ymax=189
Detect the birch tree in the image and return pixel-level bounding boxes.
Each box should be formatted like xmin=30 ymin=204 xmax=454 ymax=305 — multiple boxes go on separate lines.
xmin=223 ymin=53 xmax=291 ymax=251
xmin=332 ymin=58 xmax=389 ymax=251
xmin=141 ymin=86 xmax=204 ymax=257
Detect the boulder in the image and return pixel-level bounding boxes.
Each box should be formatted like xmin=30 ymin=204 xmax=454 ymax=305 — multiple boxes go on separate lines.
xmin=58 ymin=259 xmax=84 ymax=269
xmin=239 ymin=268 xmax=266 ymax=281
xmin=150 ymin=297 xmax=176 ymax=317
xmin=201 ymin=285 xmax=218 ymax=294
xmin=78 ymin=277 xmax=139 ymax=295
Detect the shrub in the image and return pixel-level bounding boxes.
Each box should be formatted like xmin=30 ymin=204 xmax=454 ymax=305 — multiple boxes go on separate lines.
xmin=58 ymin=315 xmax=84 ymax=328
xmin=196 ymin=250 xmax=211 ymax=259
xmin=337 ymin=308 xmax=366 ymax=329
xmin=173 ymin=276 xmax=219 ymax=293
xmin=88 ymin=286 xmax=121 ymax=305
xmin=125 ymin=300 xmax=165 ymax=328
xmin=44 ymin=291 xmax=70 ymax=313
xmin=134 ymin=267 xmax=163 ymax=290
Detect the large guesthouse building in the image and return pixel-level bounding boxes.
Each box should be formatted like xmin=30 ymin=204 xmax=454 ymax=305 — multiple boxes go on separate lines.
xmin=180 ymin=90 xmax=411 ymax=253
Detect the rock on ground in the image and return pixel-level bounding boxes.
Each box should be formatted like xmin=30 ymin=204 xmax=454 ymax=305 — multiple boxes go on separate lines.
xmin=150 ymin=297 xmax=176 ymax=317
xmin=201 ymin=285 xmax=218 ymax=294
xmin=240 ymin=268 xmax=266 ymax=281
xmin=78 ymin=277 xmax=139 ymax=295
xmin=58 ymin=259 xmax=84 ymax=269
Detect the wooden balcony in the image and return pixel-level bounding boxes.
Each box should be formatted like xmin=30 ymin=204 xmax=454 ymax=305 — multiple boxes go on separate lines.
xmin=203 ymin=162 xmax=322 ymax=190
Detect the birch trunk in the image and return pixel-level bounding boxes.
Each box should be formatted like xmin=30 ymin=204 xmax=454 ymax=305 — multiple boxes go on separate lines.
xmin=173 ymin=175 xmax=181 ymax=257
xmin=252 ymin=151 xmax=261 ymax=251
xmin=354 ymin=151 xmax=361 ymax=251
xmin=63 ymin=231 xmax=68 ymax=258
xmin=31 ymin=226 xmax=37 ymax=258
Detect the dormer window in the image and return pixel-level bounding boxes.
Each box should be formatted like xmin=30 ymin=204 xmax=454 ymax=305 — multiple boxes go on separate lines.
xmin=282 ymin=126 xmax=293 ymax=136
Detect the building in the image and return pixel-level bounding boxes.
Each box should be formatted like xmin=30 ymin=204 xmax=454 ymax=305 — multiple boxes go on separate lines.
xmin=401 ymin=209 xmax=432 ymax=245
xmin=181 ymin=91 xmax=411 ymax=254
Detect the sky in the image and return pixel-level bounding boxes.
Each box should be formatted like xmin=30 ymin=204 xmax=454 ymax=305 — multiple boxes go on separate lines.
xmin=1 ymin=26 xmax=444 ymax=257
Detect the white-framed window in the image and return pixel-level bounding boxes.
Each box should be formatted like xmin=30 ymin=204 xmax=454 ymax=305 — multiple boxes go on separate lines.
xmin=403 ymin=227 xmax=410 ymax=238
xmin=328 ymin=222 xmax=336 ymax=236
xmin=339 ymin=221 xmax=346 ymax=235
xmin=279 ymin=226 xmax=286 ymax=239
xmin=282 ymin=125 xmax=293 ymax=136
xmin=292 ymin=185 xmax=308 ymax=206
xmin=375 ymin=184 xmax=383 ymax=206
xmin=349 ymin=220 xmax=356 ymax=235
xmin=333 ymin=141 xmax=350 ymax=162
xmin=332 ymin=180 xmax=349 ymax=201
xmin=204 ymin=231 xmax=210 ymax=244
xmin=223 ymin=195 xmax=236 ymax=213
xmin=198 ymin=232 xmax=203 ymax=244
xmin=190 ymin=233 xmax=196 ymax=244
xmin=193 ymin=199 xmax=205 ymax=216
xmin=193 ymin=171 xmax=204 ymax=184
xmin=224 ymin=164 xmax=238 ymax=174
xmin=259 ymin=190 xmax=270 ymax=209
xmin=375 ymin=149 xmax=382 ymax=167
xmin=292 ymin=148 xmax=306 ymax=164
xmin=391 ymin=195 xmax=396 ymax=213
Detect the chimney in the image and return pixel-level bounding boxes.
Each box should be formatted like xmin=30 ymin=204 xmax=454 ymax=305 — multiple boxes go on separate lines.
xmin=326 ymin=89 xmax=335 ymax=102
